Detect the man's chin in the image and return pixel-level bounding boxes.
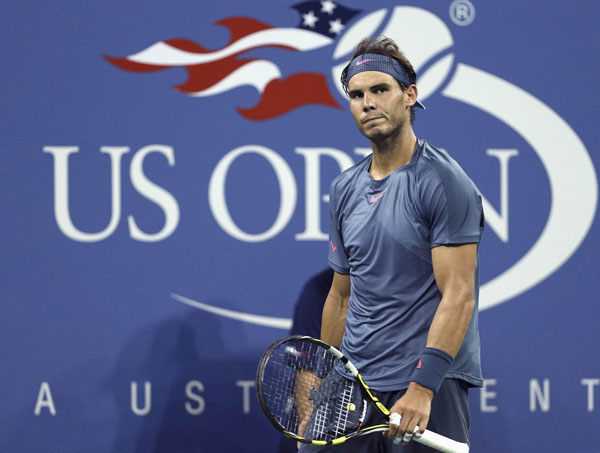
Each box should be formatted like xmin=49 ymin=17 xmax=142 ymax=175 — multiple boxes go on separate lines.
xmin=361 ymin=128 xmax=387 ymax=142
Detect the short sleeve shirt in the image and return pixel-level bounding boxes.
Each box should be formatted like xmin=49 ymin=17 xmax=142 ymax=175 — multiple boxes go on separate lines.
xmin=328 ymin=139 xmax=484 ymax=391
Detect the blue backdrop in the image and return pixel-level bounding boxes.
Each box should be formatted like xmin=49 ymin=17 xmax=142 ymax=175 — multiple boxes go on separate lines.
xmin=2 ymin=1 xmax=599 ymax=452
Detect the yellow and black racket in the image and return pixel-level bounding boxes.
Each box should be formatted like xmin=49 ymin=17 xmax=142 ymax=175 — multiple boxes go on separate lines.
xmin=256 ymin=336 xmax=469 ymax=453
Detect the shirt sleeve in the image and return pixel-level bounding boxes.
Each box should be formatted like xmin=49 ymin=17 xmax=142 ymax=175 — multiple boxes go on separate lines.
xmin=420 ymin=162 xmax=484 ymax=248
xmin=328 ymin=179 xmax=350 ymax=274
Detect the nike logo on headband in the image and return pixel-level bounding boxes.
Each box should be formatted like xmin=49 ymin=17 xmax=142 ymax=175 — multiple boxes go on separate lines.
xmin=355 ymin=58 xmax=374 ymax=66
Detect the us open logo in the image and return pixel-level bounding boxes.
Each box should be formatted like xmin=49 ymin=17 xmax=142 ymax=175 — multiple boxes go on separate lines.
xmin=326 ymin=6 xmax=597 ymax=312
xmin=166 ymin=4 xmax=597 ymax=325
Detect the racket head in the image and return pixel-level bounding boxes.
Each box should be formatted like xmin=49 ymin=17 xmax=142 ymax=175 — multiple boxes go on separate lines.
xmin=256 ymin=336 xmax=368 ymax=445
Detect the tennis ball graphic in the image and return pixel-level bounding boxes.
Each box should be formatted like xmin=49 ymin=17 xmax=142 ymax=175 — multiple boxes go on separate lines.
xmin=331 ymin=6 xmax=455 ymax=103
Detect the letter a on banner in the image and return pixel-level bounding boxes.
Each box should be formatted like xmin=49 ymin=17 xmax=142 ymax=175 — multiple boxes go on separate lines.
xmin=34 ymin=382 xmax=56 ymax=416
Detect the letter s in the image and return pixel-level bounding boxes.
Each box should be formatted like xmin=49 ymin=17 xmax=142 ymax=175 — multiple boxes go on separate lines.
xmin=128 ymin=145 xmax=180 ymax=242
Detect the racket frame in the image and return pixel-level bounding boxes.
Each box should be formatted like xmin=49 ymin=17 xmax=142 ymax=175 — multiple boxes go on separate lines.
xmin=256 ymin=336 xmax=469 ymax=453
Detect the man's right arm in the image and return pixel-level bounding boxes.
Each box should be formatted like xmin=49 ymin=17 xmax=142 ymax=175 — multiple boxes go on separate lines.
xmin=320 ymin=272 xmax=350 ymax=347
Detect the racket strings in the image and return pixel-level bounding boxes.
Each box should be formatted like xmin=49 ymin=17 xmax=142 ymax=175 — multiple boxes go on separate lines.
xmin=312 ymin=394 xmax=330 ymax=439
xmin=259 ymin=338 xmax=366 ymax=442
xmin=333 ymin=380 xmax=355 ymax=438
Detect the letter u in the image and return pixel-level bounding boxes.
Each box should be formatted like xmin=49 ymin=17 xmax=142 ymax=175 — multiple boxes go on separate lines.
xmin=43 ymin=146 xmax=129 ymax=242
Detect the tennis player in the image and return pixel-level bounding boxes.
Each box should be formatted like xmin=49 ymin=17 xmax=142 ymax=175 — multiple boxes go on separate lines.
xmin=300 ymin=36 xmax=484 ymax=451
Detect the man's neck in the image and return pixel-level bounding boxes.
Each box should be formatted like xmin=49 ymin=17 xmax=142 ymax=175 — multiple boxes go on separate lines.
xmin=369 ymin=127 xmax=417 ymax=180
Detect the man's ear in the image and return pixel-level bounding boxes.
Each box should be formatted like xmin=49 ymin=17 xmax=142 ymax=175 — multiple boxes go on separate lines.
xmin=405 ymin=84 xmax=419 ymax=107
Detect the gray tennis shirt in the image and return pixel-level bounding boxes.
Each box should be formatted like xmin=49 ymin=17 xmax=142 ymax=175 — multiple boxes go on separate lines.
xmin=328 ymin=139 xmax=484 ymax=391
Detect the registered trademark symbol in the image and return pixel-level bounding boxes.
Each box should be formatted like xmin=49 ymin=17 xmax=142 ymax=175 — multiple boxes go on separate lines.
xmin=449 ymin=0 xmax=476 ymax=26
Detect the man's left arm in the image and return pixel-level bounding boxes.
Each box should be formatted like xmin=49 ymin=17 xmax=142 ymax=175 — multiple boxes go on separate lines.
xmin=387 ymin=243 xmax=477 ymax=441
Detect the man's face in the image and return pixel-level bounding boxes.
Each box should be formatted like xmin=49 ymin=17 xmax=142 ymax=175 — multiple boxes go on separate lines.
xmin=347 ymin=71 xmax=416 ymax=141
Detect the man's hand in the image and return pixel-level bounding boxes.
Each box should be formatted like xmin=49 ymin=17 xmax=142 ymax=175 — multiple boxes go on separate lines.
xmin=385 ymin=382 xmax=434 ymax=443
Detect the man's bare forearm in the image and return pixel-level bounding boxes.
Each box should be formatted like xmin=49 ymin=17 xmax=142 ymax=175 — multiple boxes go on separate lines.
xmin=320 ymin=294 xmax=348 ymax=347
xmin=320 ymin=273 xmax=350 ymax=347
xmin=426 ymin=286 xmax=475 ymax=356
xmin=427 ymin=243 xmax=477 ymax=357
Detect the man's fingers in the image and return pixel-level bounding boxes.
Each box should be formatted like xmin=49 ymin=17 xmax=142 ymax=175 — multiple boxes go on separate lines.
xmin=402 ymin=424 xmax=420 ymax=444
xmin=387 ymin=385 xmax=433 ymax=443
xmin=397 ymin=415 xmax=416 ymax=444
xmin=393 ymin=413 xmax=427 ymax=444
xmin=397 ymin=412 xmax=412 ymax=435
xmin=416 ymin=414 xmax=429 ymax=434
xmin=388 ymin=412 xmax=418 ymax=442
xmin=389 ymin=412 xmax=401 ymax=426
xmin=405 ymin=416 xmax=429 ymax=444
xmin=387 ymin=412 xmax=401 ymax=438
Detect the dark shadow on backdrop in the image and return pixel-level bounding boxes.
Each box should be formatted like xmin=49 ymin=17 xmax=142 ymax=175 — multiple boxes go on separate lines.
xmin=107 ymin=303 xmax=277 ymax=453
xmin=277 ymin=268 xmax=333 ymax=453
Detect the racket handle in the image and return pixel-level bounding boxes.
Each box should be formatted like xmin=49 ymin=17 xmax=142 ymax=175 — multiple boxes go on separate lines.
xmin=416 ymin=430 xmax=469 ymax=453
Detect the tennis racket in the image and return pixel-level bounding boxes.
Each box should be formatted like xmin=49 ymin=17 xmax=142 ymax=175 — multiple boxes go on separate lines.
xmin=256 ymin=336 xmax=469 ymax=453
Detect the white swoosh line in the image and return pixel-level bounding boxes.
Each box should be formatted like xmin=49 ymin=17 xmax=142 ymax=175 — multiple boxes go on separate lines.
xmin=128 ymin=29 xmax=332 ymax=66
xmin=171 ymin=293 xmax=292 ymax=330
xmin=331 ymin=6 xmax=454 ymax=100
xmin=380 ymin=6 xmax=453 ymax=71
xmin=186 ymin=60 xmax=280 ymax=97
xmin=443 ymin=63 xmax=598 ymax=310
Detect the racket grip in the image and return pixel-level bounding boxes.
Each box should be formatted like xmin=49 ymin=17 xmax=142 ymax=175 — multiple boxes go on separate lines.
xmin=416 ymin=430 xmax=469 ymax=453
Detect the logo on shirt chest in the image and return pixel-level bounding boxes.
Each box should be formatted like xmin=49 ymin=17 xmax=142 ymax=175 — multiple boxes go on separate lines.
xmin=369 ymin=190 xmax=386 ymax=203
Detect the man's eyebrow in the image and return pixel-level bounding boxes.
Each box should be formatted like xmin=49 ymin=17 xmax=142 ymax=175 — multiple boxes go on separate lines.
xmin=370 ymin=83 xmax=391 ymax=91
xmin=349 ymin=83 xmax=392 ymax=96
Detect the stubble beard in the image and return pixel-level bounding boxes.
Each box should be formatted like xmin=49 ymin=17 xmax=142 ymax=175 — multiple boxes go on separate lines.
xmin=363 ymin=119 xmax=405 ymax=153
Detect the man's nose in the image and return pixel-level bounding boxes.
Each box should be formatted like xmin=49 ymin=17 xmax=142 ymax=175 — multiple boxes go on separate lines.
xmin=362 ymin=93 xmax=376 ymax=111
